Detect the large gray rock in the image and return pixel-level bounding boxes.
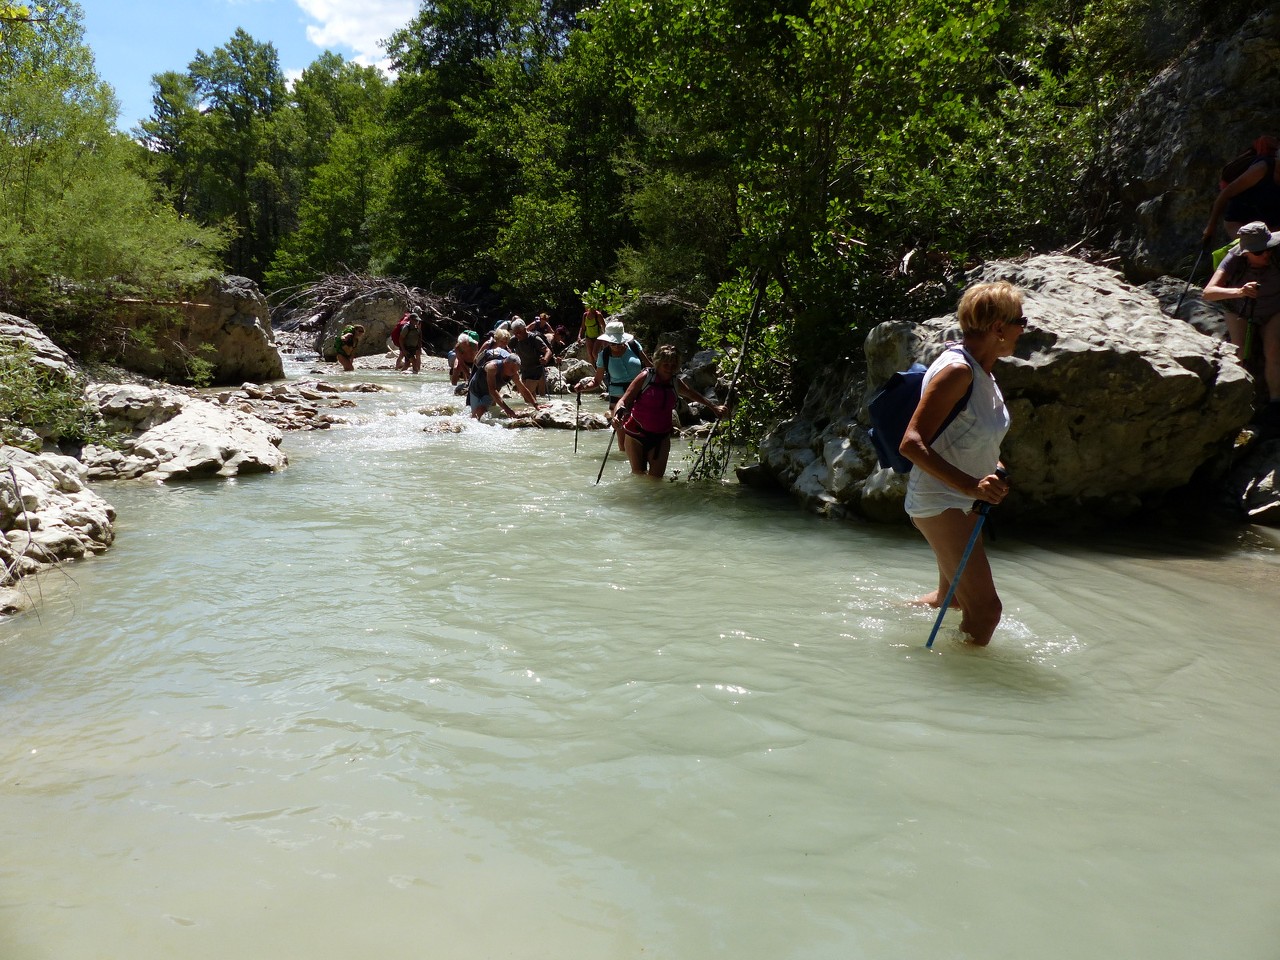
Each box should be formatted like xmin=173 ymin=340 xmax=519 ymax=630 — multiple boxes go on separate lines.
xmin=111 ymin=276 xmax=284 ymax=385
xmin=1110 ymin=10 xmax=1280 ymax=279
xmin=0 ymin=446 xmax=116 ymax=614
xmin=0 ymin=312 xmax=79 ymax=381
xmin=82 ymin=385 xmax=287 ymax=481
xmin=315 ymin=296 xmax=407 ymax=361
xmin=751 ymin=255 xmax=1255 ymax=522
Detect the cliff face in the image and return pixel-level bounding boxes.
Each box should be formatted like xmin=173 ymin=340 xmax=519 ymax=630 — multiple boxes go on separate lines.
xmin=1108 ymin=10 xmax=1280 ymax=279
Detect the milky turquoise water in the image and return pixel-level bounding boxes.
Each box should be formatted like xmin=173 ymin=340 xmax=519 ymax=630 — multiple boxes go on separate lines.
xmin=1 ymin=365 xmax=1277 ymax=959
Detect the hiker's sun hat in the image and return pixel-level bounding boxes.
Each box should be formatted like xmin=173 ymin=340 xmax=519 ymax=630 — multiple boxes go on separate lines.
xmin=1236 ymin=221 xmax=1280 ymax=253
xmin=598 ymin=320 xmax=628 ymax=344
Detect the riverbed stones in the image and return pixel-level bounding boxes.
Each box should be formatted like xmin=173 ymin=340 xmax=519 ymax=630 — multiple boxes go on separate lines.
xmin=81 ymin=385 xmax=287 ymax=481
xmin=0 ymin=446 xmax=116 ymax=614
xmin=751 ymin=254 xmax=1256 ymax=522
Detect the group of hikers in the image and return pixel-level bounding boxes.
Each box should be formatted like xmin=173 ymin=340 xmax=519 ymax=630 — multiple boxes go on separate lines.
xmin=443 ymin=314 xmax=727 ymax=479
xmin=324 ymin=136 xmax=1279 ymax=649
xmin=1200 ymin=134 xmax=1280 ymax=430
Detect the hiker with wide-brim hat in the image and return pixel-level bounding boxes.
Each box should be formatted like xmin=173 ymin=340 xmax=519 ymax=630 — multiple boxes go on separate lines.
xmin=1203 ymin=221 xmax=1280 ymax=429
xmin=899 ymin=281 xmax=1024 ymax=647
xmin=576 ymin=320 xmax=653 ymax=452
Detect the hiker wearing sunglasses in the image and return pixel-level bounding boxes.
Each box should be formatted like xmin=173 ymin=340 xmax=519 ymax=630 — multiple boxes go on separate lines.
xmin=1203 ymin=221 xmax=1280 ymax=430
xmin=899 ymin=281 xmax=1025 ymax=646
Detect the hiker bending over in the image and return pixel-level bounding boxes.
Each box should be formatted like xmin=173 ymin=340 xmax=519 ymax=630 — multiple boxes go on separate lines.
xmin=613 ymin=345 xmax=727 ymax=479
xmin=467 ymin=348 xmax=541 ymax=420
xmin=396 ymin=313 xmax=423 ymax=374
xmin=334 ymin=324 xmax=364 ymax=371
xmin=449 ymin=332 xmax=479 ymax=393
xmin=899 ymin=281 xmax=1024 ymax=646
xmin=1203 ymin=136 xmax=1280 ymax=247
xmin=577 ymin=320 xmax=652 ymax=452
xmin=1203 ymin=221 xmax=1280 ymax=430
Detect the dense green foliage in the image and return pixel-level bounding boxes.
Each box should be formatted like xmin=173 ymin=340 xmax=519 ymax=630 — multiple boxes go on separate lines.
xmin=2 ymin=0 xmax=1255 ymax=451
xmin=0 ymin=341 xmax=101 ymax=447
xmin=0 ymin=2 xmax=225 ymax=353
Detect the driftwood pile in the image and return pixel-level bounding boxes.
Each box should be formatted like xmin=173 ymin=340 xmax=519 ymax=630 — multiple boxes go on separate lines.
xmin=271 ymin=271 xmax=485 ymax=349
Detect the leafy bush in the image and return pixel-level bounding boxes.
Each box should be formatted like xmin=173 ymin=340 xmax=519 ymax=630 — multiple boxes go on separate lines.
xmin=0 ymin=342 xmax=103 ymax=447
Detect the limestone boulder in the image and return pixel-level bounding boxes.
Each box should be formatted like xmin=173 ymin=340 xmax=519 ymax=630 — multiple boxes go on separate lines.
xmin=110 ymin=275 xmax=284 ymax=385
xmin=750 ymin=255 xmax=1255 ymax=522
xmin=315 ymin=295 xmax=407 ymax=361
xmin=0 ymin=446 xmax=116 ymax=612
xmin=81 ymin=386 xmax=287 ymax=481
xmin=0 ymin=312 xmax=79 ymax=382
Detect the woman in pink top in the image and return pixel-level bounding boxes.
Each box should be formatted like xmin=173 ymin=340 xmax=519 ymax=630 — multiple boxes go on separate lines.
xmin=613 ymin=345 xmax=727 ymax=478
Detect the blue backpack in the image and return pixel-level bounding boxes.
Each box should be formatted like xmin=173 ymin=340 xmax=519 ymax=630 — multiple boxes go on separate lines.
xmin=867 ymin=347 xmax=973 ymax=473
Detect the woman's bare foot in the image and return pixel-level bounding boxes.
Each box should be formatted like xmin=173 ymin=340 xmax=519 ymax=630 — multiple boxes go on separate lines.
xmin=909 ymin=590 xmax=960 ymax=609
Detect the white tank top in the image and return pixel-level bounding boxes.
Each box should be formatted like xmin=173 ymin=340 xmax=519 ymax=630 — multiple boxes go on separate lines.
xmin=904 ymin=345 xmax=1010 ymax=518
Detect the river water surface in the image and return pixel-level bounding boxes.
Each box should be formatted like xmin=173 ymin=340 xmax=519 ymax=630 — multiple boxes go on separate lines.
xmin=2 ymin=363 xmax=1278 ymax=959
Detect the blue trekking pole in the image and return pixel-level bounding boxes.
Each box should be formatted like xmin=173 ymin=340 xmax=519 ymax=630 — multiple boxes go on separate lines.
xmin=925 ymin=468 xmax=1007 ymax=649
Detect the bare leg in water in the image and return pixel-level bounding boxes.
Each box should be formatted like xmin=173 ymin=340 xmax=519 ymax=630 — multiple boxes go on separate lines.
xmin=910 ymin=508 xmax=1002 ymax=645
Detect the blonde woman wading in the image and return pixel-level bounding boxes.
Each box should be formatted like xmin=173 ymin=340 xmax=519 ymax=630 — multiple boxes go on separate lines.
xmin=899 ymin=281 xmax=1026 ymax=646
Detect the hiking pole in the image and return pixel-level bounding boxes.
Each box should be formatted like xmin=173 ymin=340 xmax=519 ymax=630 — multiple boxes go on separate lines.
xmin=574 ymin=389 xmax=582 ymax=454
xmin=1172 ymin=247 xmax=1207 ymax=317
xmin=595 ymin=423 xmax=617 ymax=484
xmin=925 ymin=469 xmax=1008 ymax=649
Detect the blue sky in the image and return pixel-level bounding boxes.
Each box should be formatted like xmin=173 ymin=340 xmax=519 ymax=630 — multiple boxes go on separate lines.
xmin=83 ymin=0 xmax=419 ymax=133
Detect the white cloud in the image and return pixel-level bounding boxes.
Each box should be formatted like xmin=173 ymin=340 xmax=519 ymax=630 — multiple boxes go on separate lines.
xmin=295 ymin=0 xmax=418 ymax=67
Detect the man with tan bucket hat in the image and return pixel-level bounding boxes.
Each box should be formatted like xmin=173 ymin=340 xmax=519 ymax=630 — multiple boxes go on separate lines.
xmin=1203 ymin=221 xmax=1280 ymax=431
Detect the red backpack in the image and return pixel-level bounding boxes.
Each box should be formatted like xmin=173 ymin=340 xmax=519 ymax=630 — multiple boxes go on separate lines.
xmin=391 ymin=315 xmax=410 ymax=348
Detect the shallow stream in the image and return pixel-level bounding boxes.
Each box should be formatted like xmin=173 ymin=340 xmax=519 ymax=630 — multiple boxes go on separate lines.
xmin=2 ymin=363 xmax=1278 ymax=959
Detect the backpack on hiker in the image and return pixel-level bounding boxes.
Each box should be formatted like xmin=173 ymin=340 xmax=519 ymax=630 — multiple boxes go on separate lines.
xmin=1219 ymin=136 xmax=1279 ymax=189
xmin=867 ymin=347 xmax=974 ymax=474
xmin=391 ymin=315 xmax=410 ymax=348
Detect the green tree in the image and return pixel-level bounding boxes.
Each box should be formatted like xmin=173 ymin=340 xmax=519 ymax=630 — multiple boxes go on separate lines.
xmin=0 ymin=1 xmax=224 ymax=349
xmin=265 ymin=54 xmax=389 ymax=287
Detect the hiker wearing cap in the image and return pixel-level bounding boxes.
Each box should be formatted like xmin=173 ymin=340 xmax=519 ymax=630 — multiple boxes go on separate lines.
xmin=613 ymin=345 xmax=728 ymax=479
xmin=395 ymin=313 xmax=424 ymax=374
xmin=578 ymin=320 xmax=653 ymax=451
xmin=1203 ymin=136 xmax=1280 ymax=247
xmin=509 ymin=318 xmax=555 ymax=396
xmin=467 ymin=348 xmax=541 ymax=420
xmin=900 ymin=281 xmax=1023 ymax=647
xmin=1203 ymin=221 xmax=1280 ymax=428
xmin=579 ymin=307 xmax=605 ymax=365
xmin=449 ymin=332 xmax=479 ymax=393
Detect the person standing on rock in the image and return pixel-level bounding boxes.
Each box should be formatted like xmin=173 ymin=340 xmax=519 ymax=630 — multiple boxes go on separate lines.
xmin=467 ymin=349 xmax=542 ymax=420
xmin=1202 ymin=221 xmax=1280 ymax=431
xmin=899 ymin=281 xmax=1023 ymax=646
xmin=396 ymin=313 xmax=424 ymax=374
xmin=1202 ymin=136 xmax=1280 ymax=247
xmin=334 ymin=324 xmax=364 ymax=371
